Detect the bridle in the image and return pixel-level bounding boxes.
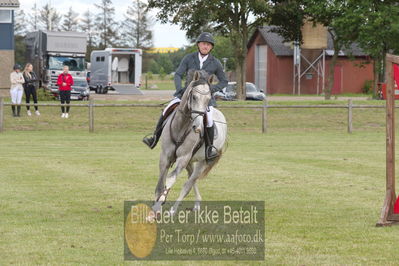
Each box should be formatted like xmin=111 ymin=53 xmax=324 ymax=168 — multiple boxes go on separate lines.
xmin=171 ymin=80 xmax=211 ymax=146
xmin=183 ymin=82 xmax=211 ymax=121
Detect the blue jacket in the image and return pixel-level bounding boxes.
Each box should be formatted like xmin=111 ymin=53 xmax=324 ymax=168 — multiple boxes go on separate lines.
xmin=174 ymin=52 xmax=228 ymax=106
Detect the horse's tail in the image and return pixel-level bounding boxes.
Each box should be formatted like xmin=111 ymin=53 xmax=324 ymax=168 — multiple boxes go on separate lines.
xmin=198 ymin=151 xmax=223 ymax=180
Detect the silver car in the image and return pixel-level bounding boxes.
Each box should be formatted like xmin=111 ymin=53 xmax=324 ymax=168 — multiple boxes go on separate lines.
xmin=215 ymin=82 xmax=266 ymax=101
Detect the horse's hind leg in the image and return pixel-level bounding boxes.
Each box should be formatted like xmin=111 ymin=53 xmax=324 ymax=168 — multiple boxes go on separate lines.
xmin=185 ymin=162 xmax=201 ymax=210
xmin=192 ymin=182 xmax=202 ymax=211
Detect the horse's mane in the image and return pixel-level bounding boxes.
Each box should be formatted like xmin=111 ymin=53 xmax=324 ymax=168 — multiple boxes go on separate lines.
xmin=186 ymin=69 xmax=209 ymax=87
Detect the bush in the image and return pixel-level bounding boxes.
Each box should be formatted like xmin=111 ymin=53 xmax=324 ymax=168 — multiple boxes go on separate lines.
xmin=159 ymin=67 xmax=166 ymax=80
xmin=362 ymin=80 xmax=373 ymax=94
xmin=146 ymin=71 xmax=153 ymax=80
xmin=37 ymin=88 xmax=55 ymax=101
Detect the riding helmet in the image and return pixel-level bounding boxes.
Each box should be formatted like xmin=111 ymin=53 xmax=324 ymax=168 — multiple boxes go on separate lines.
xmin=196 ymin=32 xmax=215 ymax=46
xmin=13 ymin=64 xmax=22 ymax=70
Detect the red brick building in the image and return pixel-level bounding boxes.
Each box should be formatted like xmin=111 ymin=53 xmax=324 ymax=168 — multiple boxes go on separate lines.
xmin=246 ymin=26 xmax=374 ymax=95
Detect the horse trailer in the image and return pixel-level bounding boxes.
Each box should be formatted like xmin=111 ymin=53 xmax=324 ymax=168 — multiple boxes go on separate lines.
xmin=89 ymin=48 xmax=143 ymax=94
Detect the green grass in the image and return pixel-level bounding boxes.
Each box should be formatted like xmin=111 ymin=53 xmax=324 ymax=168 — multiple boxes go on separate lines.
xmin=1 ymin=100 xmax=399 ymax=265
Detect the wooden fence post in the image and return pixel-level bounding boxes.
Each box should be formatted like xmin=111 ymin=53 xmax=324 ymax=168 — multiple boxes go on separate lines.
xmin=262 ymin=99 xmax=268 ymax=133
xmin=377 ymin=54 xmax=399 ymax=226
xmin=0 ymin=97 xmax=4 ymax=133
xmin=348 ymin=99 xmax=353 ymax=133
xmin=89 ymin=98 xmax=94 ymax=133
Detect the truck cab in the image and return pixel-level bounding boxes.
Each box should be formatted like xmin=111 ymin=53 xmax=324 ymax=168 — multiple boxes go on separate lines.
xmin=25 ymin=31 xmax=89 ymax=100
xmin=47 ymin=55 xmax=89 ymax=100
xmin=90 ymin=48 xmax=143 ymax=95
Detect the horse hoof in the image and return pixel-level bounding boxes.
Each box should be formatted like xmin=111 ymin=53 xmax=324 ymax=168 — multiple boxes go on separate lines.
xmin=146 ymin=210 xmax=156 ymax=222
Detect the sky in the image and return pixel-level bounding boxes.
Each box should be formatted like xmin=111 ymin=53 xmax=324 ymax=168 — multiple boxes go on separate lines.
xmin=19 ymin=0 xmax=190 ymax=48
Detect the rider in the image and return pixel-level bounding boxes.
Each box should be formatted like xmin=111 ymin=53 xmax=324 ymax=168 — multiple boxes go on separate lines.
xmin=143 ymin=32 xmax=228 ymax=160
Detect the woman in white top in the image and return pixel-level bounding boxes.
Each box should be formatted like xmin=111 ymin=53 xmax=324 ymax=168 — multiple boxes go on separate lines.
xmin=10 ymin=64 xmax=25 ymax=117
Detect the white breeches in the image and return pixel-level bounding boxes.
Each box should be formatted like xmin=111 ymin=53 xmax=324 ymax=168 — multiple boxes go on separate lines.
xmin=10 ymin=88 xmax=23 ymax=104
xmin=163 ymin=98 xmax=214 ymax=127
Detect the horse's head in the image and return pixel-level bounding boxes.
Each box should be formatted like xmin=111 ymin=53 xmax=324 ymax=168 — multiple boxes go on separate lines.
xmin=181 ymin=70 xmax=215 ymax=135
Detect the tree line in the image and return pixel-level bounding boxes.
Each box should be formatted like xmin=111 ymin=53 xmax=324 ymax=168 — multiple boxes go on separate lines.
xmin=15 ymin=0 xmax=399 ymax=99
xmin=14 ymin=0 xmax=153 ymax=63
xmin=149 ymin=0 xmax=399 ymax=99
xmin=14 ymin=0 xmax=238 ymax=77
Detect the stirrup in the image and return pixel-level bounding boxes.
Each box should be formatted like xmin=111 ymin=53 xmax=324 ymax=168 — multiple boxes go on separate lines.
xmin=142 ymin=134 xmax=157 ymax=149
xmin=206 ymin=146 xmax=219 ymax=161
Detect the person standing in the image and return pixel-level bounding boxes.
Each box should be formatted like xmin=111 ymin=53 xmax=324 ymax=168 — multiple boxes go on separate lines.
xmin=57 ymin=65 xmax=74 ymax=118
xmin=23 ymin=63 xmax=40 ymax=116
xmin=143 ymin=32 xmax=228 ymax=160
xmin=10 ymin=64 xmax=25 ymax=117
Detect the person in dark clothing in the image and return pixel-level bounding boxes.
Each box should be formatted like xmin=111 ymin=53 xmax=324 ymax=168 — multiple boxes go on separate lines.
xmin=23 ymin=63 xmax=40 ymax=116
xmin=57 ymin=65 xmax=74 ymax=118
xmin=143 ymin=32 xmax=228 ymax=160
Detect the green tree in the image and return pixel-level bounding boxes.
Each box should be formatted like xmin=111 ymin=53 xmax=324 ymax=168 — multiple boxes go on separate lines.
xmin=122 ymin=0 xmax=153 ymax=49
xmin=148 ymin=0 xmax=270 ymax=100
xmin=80 ymin=9 xmax=97 ymax=61
xmin=304 ymin=0 xmax=361 ymax=99
xmin=14 ymin=10 xmax=27 ymax=66
xmin=149 ymin=59 xmax=161 ymax=74
xmin=169 ymin=47 xmax=191 ymax=70
xmin=356 ymin=1 xmax=399 ymax=98
xmin=14 ymin=9 xmax=27 ymax=36
xmin=211 ymin=35 xmax=236 ymax=71
xmin=27 ymin=2 xmax=40 ymax=31
xmin=95 ymin=0 xmax=118 ymax=49
xmin=61 ymin=7 xmax=79 ymax=31
xmin=157 ymin=54 xmax=174 ymax=74
xmin=271 ymin=0 xmax=361 ymax=99
xmin=39 ymin=4 xmax=62 ymax=31
xmin=270 ymin=0 xmax=304 ymax=43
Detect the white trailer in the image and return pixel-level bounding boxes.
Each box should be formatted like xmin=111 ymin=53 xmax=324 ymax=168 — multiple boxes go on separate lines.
xmin=90 ymin=48 xmax=143 ymax=94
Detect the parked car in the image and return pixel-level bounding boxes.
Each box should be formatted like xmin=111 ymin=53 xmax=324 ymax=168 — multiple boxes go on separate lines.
xmin=54 ymin=79 xmax=90 ymax=101
xmin=71 ymin=80 xmax=90 ymax=100
xmin=215 ymin=82 xmax=266 ymax=101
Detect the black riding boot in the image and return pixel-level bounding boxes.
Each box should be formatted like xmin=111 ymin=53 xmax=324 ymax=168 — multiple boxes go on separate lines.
xmin=17 ymin=106 xmax=21 ymax=117
xmin=143 ymin=114 xmax=164 ymax=149
xmin=11 ymin=105 xmax=16 ymax=117
xmin=205 ymin=125 xmax=218 ymax=161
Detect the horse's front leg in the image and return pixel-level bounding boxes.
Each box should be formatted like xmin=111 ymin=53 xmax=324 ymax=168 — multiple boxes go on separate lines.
xmin=152 ymin=153 xmax=192 ymax=213
xmin=154 ymin=149 xmax=174 ymax=202
xmin=171 ymin=160 xmax=207 ymax=213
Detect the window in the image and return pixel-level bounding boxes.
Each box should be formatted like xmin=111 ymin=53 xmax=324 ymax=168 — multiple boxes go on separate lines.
xmin=0 ymin=10 xmax=12 ymax=23
xmin=101 ymin=56 xmax=105 ymax=62
xmin=48 ymin=56 xmax=85 ymax=71
xmin=96 ymin=57 xmax=100 ymax=62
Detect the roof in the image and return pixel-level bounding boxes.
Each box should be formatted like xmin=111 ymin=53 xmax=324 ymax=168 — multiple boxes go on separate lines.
xmin=250 ymin=25 xmax=367 ymax=57
xmin=0 ymin=0 xmax=19 ymax=8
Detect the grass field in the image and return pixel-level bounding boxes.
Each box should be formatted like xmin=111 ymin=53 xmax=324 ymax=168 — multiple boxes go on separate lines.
xmin=1 ymin=99 xmax=399 ymax=265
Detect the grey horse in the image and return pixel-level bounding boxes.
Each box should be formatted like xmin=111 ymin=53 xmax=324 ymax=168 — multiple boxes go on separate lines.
xmin=150 ymin=70 xmax=228 ymax=217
